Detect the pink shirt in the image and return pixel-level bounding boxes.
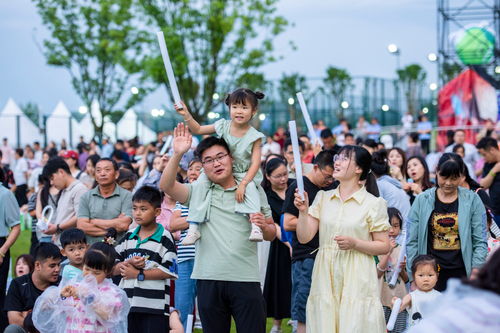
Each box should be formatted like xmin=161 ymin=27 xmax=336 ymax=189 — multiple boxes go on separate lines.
xmin=157 ymin=200 xmax=180 ymax=240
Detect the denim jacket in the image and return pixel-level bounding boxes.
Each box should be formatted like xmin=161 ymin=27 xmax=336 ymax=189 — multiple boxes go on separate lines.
xmin=406 ymin=187 xmax=487 ymax=279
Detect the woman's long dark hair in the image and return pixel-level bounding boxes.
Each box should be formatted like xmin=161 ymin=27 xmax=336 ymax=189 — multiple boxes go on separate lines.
xmin=262 ymin=157 xmax=288 ymax=191
xmin=338 ymin=145 xmax=379 ymax=197
xmin=405 ymin=155 xmax=433 ymax=190
xmin=39 ymin=175 xmax=60 ymax=209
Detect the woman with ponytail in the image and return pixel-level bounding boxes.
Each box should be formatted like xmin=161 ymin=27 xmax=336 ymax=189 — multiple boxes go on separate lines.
xmin=293 ymin=145 xmax=391 ymax=333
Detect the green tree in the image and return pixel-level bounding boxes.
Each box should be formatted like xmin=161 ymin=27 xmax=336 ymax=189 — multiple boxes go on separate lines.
xmin=138 ymin=0 xmax=290 ymax=122
xmin=441 ymin=62 xmax=463 ymax=83
xmin=397 ymin=64 xmax=427 ymax=116
xmin=278 ymin=73 xmax=308 ymax=121
xmin=33 ymin=0 xmax=149 ymax=140
xmin=323 ymin=66 xmax=353 ymax=119
xmin=20 ymin=102 xmax=42 ymax=127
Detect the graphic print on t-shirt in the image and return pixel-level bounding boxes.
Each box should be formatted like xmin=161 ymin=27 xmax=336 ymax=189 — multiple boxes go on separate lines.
xmin=431 ymin=212 xmax=460 ymax=250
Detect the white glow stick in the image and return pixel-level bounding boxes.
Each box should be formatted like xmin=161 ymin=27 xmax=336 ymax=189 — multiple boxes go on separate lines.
xmin=296 ymin=92 xmax=321 ymax=146
xmin=156 ymin=31 xmax=182 ymax=106
xmin=387 ymin=298 xmax=402 ymax=330
xmin=185 ymin=314 xmax=194 ymax=333
xmin=159 ymin=135 xmax=173 ymax=155
xmin=289 ymin=120 xmax=304 ymax=200
xmin=389 ymin=228 xmax=407 ymax=288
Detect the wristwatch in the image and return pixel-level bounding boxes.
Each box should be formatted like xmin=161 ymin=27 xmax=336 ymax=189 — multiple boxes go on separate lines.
xmin=56 ymin=225 xmax=63 ymax=234
xmin=137 ymin=269 xmax=145 ymax=282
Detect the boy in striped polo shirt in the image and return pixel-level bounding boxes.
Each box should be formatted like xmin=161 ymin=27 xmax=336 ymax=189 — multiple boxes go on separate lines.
xmin=114 ymin=186 xmax=178 ymax=333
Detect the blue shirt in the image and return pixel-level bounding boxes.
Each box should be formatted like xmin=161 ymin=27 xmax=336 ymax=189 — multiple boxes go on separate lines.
xmin=0 ymin=185 xmax=20 ymax=237
xmin=366 ymin=123 xmax=381 ymax=141
xmin=417 ymin=121 xmax=432 ymax=140
xmin=62 ymin=264 xmax=83 ymax=281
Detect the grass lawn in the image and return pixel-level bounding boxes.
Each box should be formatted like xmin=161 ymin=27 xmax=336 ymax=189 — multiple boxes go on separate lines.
xmin=10 ymin=229 xmax=31 ymax=276
xmin=11 ymin=230 xmax=294 ymax=332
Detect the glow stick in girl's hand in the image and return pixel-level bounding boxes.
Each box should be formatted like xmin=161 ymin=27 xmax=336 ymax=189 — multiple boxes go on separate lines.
xmin=387 ymin=298 xmax=402 ymax=330
xmin=159 ymin=135 xmax=173 ymax=155
xmin=296 ymin=92 xmax=321 ymax=146
xmin=389 ymin=228 xmax=407 ymax=288
xmin=289 ymin=120 xmax=304 ymax=200
xmin=156 ymin=31 xmax=182 ymax=107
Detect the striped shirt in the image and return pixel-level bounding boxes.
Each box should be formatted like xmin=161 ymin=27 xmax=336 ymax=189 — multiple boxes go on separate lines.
xmin=115 ymin=224 xmax=178 ymax=316
xmin=174 ymin=203 xmax=196 ymax=263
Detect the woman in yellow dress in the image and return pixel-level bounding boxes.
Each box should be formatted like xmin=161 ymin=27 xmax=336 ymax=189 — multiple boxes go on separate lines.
xmin=294 ymin=145 xmax=391 ymax=333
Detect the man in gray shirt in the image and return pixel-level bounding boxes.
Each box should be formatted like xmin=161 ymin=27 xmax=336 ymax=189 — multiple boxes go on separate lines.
xmin=41 ymin=157 xmax=88 ymax=244
xmin=77 ymin=158 xmax=132 ymax=244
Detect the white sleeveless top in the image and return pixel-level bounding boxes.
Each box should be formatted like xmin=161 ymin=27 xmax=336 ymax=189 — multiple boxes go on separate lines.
xmin=409 ymin=289 xmax=441 ymax=326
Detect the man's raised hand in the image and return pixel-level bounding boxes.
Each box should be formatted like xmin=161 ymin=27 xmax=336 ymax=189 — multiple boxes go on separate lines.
xmin=172 ymin=122 xmax=192 ymax=155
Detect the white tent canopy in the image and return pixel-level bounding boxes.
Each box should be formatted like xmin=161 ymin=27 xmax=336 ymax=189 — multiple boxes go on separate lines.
xmin=117 ymin=109 xmax=157 ymax=143
xmin=46 ymin=101 xmax=83 ymax=147
xmin=0 ymin=98 xmax=42 ymax=147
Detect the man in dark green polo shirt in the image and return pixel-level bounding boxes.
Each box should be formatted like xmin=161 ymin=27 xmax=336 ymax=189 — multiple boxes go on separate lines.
xmin=77 ymin=158 xmax=132 ymax=244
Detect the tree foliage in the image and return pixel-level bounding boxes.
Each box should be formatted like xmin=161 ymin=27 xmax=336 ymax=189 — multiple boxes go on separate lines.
xmin=323 ymin=66 xmax=353 ymax=118
xmin=33 ymin=0 xmax=149 ymax=139
xmin=137 ymin=0 xmax=290 ymax=122
xmin=441 ymin=62 xmax=463 ymax=83
xmin=397 ymin=64 xmax=427 ymax=116
xmin=20 ymin=102 xmax=42 ymax=127
xmin=278 ymin=73 xmax=308 ymax=121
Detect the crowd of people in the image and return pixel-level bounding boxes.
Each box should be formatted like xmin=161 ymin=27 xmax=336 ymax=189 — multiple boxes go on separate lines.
xmin=0 ymin=87 xmax=499 ymax=333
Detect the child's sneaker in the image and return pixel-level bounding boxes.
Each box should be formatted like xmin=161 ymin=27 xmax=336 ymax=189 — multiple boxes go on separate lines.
xmin=181 ymin=230 xmax=200 ymax=245
xmin=182 ymin=223 xmax=201 ymax=245
xmin=269 ymin=327 xmax=282 ymax=333
xmin=249 ymin=223 xmax=263 ymax=242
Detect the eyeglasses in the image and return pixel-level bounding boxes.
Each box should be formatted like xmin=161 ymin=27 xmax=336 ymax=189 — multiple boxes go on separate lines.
xmin=202 ymin=153 xmax=229 ymax=166
xmin=270 ymin=172 xmax=288 ymax=180
xmin=319 ymin=168 xmax=334 ymax=182
xmin=333 ymin=154 xmax=349 ymax=163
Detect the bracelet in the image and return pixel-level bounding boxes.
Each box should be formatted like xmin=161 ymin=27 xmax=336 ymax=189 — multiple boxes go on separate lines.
xmin=489 ymin=170 xmax=496 ymax=178
xmin=0 ymin=252 xmax=5 ymax=258
xmin=184 ymin=116 xmax=193 ymax=122
xmin=376 ymin=264 xmax=386 ymax=272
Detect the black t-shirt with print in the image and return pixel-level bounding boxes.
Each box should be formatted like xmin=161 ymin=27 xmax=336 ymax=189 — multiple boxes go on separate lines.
xmin=282 ymin=176 xmax=337 ymax=263
xmin=427 ymin=192 xmax=465 ymax=269
xmin=482 ymin=162 xmax=500 ymax=215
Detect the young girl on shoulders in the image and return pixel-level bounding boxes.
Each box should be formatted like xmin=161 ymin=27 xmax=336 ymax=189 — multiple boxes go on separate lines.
xmin=32 ymin=230 xmax=130 ymax=333
xmin=393 ymin=254 xmax=441 ymax=327
xmin=175 ymin=88 xmax=266 ymax=244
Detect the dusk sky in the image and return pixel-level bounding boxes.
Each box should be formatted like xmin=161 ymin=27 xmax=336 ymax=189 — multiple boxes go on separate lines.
xmin=0 ymin=0 xmax=438 ymax=115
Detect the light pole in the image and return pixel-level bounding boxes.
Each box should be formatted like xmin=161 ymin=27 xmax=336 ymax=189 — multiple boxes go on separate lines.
xmin=387 ymin=44 xmax=401 ymax=69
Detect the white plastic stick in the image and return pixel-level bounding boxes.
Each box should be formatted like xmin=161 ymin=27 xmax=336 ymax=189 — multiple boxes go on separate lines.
xmin=38 ymin=205 xmax=54 ymax=232
xmin=156 ymin=31 xmax=182 ymax=105
xmin=387 ymin=298 xmax=402 ymax=330
xmin=289 ymin=120 xmax=304 ymax=200
xmin=389 ymin=228 xmax=407 ymax=288
xmin=159 ymin=135 xmax=173 ymax=155
xmin=296 ymin=92 xmax=321 ymax=146
xmin=185 ymin=314 xmax=194 ymax=333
